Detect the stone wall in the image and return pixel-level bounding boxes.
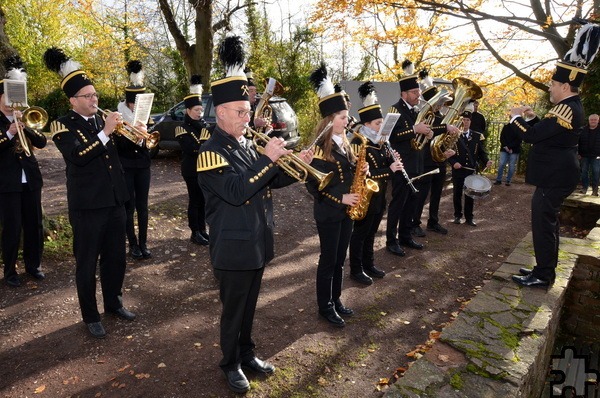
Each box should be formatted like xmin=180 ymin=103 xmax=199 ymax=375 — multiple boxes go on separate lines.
xmin=384 ymin=219 xmax=600 ymax=398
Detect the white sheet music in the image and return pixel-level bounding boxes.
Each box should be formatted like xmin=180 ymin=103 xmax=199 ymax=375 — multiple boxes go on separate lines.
xmin=265 ymin=78 xmax=276 ymax=96
xmin=377 ymin=113 xmax=400 ymax=143
xmin=133 ymin=93 xmax=154 ymax=125
xmin=3 ymin=79 xmax=28 ymax=108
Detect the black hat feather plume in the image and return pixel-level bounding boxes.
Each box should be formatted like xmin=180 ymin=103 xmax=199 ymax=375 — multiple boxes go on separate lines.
xmin=218 ymin=36 xmax=246 ymax=77
xmin=126 ymin=60 xmax=144 ymax=87
xmin=189 ymin=74 xmax=202 ymax=95
xmin=402 ymin=59 xmax=414 ymax=75
xmin=309 ymin=62 xmax=334 ymax=98
xmin=358 ymin=81 xmax=377 ymax=106
xmin=4 ymin=54 xmax=26 ymax=81
xmin=43 ymin=47 xmax=80 ymax=78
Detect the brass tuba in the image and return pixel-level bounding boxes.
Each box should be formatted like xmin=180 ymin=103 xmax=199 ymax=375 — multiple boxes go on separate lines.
xmin=411 ymin=88 xmax=450 ymax=151
xmin=430 ymin=78 xmax=482 ymax=163
xmin=13 ymin=105 xmax=48 ymax=157
xmin=254 ymin=78 xmax=284 ymax=135
xmin=347 ymin=129 xmax=379 ymax=221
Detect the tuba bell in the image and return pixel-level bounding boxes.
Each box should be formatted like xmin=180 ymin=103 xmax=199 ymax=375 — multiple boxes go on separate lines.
xmin=430 ymin=78 xmax=482 ymax=163
xmin=411 ymin=88 xmax=451 ymax=150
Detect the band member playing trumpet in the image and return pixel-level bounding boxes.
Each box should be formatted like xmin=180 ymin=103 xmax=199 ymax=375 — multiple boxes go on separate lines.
xmin=307 ymin=63 xmax=365 ymax=327
xmin=44 ymin=47 xmax=135 ymax=339
xmin=511 ymin=22 xmax=599 ymax=288
xmin=176 ymin=75 xmax=210 ymax=246
xmin=196 ymin=36 xmax=312 ymax=395
xmin=0 ymin=55 xmax=46 ymax=287
xmin=114 ymin=60 xmax=152 ymax=259
xmin=447 ymin=112 xmax=492 ymax=226
xmin=348 ymin=82 xmax=403 ymax=285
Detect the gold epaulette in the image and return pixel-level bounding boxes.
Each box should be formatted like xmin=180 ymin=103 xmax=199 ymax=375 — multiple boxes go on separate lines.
xmin=197 ymin=151 xmax=229 ymax=172
xmin=50 ymin=121 xmax=68 ymax=139
xmin=199 ymin=128 xmax=211 ymax=141
xmin=175 ymin=126 xmax=186 ymax=137
xmin=545 ymin=104 xmax=573 ymax=130
xmin=387 ymin=106 xmax=399 ymax=114
xmin=312 ymin=145 xmax=326 ymax=160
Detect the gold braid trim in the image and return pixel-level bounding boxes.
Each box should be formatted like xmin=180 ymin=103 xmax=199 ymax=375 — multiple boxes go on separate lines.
xmin=175 ymin=126 xmax=187 ymax=137
xmin=313 ymin=145 xmax=326 ymax=161
xmin=199 ymin=128 xmax=211 ymax=141
xmin=196 ymin=151 xmax=229 ymax=172
xmin=545 ymin=103 xmax=573 ymax=130
xmin=50 ymin=121 xmax=68 ymax=139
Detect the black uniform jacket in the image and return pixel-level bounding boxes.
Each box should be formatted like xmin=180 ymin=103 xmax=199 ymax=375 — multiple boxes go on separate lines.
xmin=499 ymin=123 xmax=522 ymax=154
xmin=578 ymin=125 xmax=600 ymax=158
xmin=510 ymin=95 xmax=582 ymax=189
xmin=0 ymin=112 xmax=46 ymax=192
xmin=176 ymin=115 xmax=211 ymax=178
xmin=306 ymin=141 xmax=355 ymax=223
xmin=447 ymin=130 xmax=489 ymax=177
xmin=388 ymin=100 xmax=447 ymax=177
xmin=51 ymin=110 xmax=129 ymax=210
xmin=196 ymin=126 xmax=295 ymax=271
xmin=114 ymin=133 xmax=151 ymax=169
xmin=350 ymin=132 xmax=393 ymax=215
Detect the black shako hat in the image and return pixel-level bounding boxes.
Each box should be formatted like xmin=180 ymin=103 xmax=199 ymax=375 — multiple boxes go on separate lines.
xmin=125 ymin=60 xmax=145 ymax=104
xmin=184 ymin=75 xmax=203 ymax=108
xmin=0 ymin=54 xmax=27 ymax=96
xmin=357 ymin=81 xmax=382 ymax=124
xmin=43 ymin=47 xmax=93 ymax=97
xmin=399 ymin=59 xmax=419 ymax=91
xmin=211 ymin=36 xmax=249 ymax=106
xmin=309 ymin=62 xmax=348 ymax=118
xmin=551 ymin=22 xmax=600 ymax=87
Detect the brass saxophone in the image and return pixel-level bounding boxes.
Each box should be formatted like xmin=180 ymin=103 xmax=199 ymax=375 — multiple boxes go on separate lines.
xmin=347 ymin=130 xmax=380 ymax=221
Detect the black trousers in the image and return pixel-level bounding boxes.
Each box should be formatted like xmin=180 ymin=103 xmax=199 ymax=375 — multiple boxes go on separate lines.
xmin=214 ymin=267 xmax=264 ymax=372
xmin=412 ymin=177 xmax=433 ymax=228
xmin=0 ymin=185 xmax=43 ymax=278
xmin=386 ymin=173 xmax=417 ymax=244
xmin=316 ymin=217 xmax=353 ymax=311
xmin=183 ymin=175 xmax=206 ymax=233
xmin=531 ymin=186 xmax=574 ymax=282
xmin=124 ymin=167 xmax=150 ymax=247
xmin=452 ymin=174 xmax=474 ymax=221
xmin=427 ymin=165 xmax=446 ymax=226
xmin=69 ymin=205 xmax=127 ymax=323
xmin=349 ymin=211 xmax=384 ymax=274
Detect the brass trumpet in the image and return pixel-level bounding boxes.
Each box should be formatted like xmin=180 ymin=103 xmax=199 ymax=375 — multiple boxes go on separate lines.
xmin=12 ymin=105 xmax=48 ymax=157
xmin=246 ymin=126 xmax=333 ymax=191
xmin=94 ymin=105 xmax=160 ymax=149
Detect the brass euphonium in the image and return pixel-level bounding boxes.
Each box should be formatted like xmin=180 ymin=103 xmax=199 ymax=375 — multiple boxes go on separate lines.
xmin=411 ymin=88 xmax=450 ymax=151
xmin=254 ymin=78 xmax=284 ymax=135
xmin=430 ymin=77 xmax=482 ymax=162
xmin=347 ymin=129 xmax=379 ymax=221
xmin=246 ymin=126 xmax=333 ymax=191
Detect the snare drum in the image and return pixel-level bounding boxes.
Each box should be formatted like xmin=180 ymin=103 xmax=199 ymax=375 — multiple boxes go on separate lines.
xmin=464 ymin=175 xmax=492 ymax=199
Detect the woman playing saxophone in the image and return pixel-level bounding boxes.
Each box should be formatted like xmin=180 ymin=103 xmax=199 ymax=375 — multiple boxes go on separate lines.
xmin=348 ymin=82 xmax=403 ymax=286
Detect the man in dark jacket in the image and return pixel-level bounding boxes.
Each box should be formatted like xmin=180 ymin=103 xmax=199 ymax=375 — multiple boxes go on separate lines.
xmin=45 ymin=47 xmax=135 ymax=339
xmin=578 ymin=113 xmax=600 ymax=196
xmin=196 ymin=36 xmax=311 ymax=395
xmin=494 ymin=119 xmax=523 ymax=186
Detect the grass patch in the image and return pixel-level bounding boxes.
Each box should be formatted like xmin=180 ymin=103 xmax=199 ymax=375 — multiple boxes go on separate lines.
xmin=43 ymin=215 xmax=73 ymax=260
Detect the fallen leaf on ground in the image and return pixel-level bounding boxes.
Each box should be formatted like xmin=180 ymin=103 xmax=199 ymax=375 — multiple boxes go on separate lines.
xmin=34 ymin=385 xmax=46 ymax=393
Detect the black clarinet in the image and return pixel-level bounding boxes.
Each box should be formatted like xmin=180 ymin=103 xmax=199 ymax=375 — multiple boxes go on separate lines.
xmin=383 ymin=141 xmax=419 ymax=194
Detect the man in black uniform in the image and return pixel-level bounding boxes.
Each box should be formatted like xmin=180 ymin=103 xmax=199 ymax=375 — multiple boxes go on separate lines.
xmin=447 ymin=113 xmax=492 ymax=226
xmin=511 ymin=23 xmax=598 ymax=287
xmin=44 ymin=47 xmax=135 ymax=338
xmin=196 ymin=36 xmax=311 ymax=394
xmin=0 ymin=55 xmax=46 ymax=287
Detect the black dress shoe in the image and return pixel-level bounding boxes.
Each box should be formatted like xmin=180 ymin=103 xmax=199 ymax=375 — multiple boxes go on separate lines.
xmin=86 ymin=322 xmax=106 ymax=339
xmin=334 ymin=303 xmax=354 ymax=317
xmin=519 ymin=267 xmax=532 ymax=276
xmin=506 ymin=182 xmax=511 ymax=186
xmin=364 ymin=266 xmax=386 ymax=278
xmin=386 ymin=243 xmax=405 ymax=256
xmin=319 ymin=308 xmax=345 ymax=328
xmin=28 ymin=271 xmax=46 ymax=280
xmin=400 ymin=239 xmax=423 ymax=250
xmin=411 ymin=226 xmax=426 ymax=237
xmin=190 ymin=231 xmax=209 ymax=246
xmin=242 ymin=357 xmax=275 ymax=374
xmin=199 ymin=230 xmax=210 ymax=241
xmin=106 ymin=307 xmax=136 ymax=321
xmin=5 ymin=274 xmax=21 ymax=287
xmin=140 ymin=246 xmax=152 ymax=259
xmin=465 ymin=219 xmax=477 ymax=227
xmin=427 ymin=223 xmax=448 ymax=235
xmin=223 ymin=369 xmax=250 ymax=394
xmin=453 ymin=217 xmax=461 ymax=224
xmin=512 ymin=274 xmax=550 ymax=288
xmin=494 ymin=181 xmax=502 ymax=185
xmin=129 ymin=244 xmax=143 ymax=259
xmin=350 ymin=272 xmax=373 ymax=285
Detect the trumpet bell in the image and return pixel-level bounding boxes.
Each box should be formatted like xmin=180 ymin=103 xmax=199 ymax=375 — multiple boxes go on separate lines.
xmin=146 ymin=132 xmax=160 ymax=149
xmin=22 ymin=106 xmax=48 ymax=131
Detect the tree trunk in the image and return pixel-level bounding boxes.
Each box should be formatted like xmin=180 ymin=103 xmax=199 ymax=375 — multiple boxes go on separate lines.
xmin=0 ymin=7 xmax=17 ymax=76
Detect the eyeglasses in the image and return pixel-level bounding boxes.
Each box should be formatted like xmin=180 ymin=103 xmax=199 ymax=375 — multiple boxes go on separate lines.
xmin=73 ymin=93 xmax=99 ymax=100
xmin=222 ymin=106 xmax=253 ymax=118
